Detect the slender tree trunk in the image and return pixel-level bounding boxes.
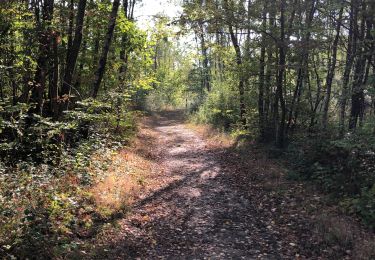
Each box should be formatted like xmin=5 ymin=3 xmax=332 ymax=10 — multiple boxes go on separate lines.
xmin=258 ymin=0 xmax=267 ymax=140
xmin=275 ymin=0 xmax=287 ymax=148
xmin=7 ymin=39 xmax=17 ymax=106
xmin=128 ymin=0 xmax=135 ymax=19
xmin=30 ymin=0 xmax=54 ymax=115
xmin=264 ymin=50 xmax=272 ymax=123
xmin=91 ymin=0 xmax=120 ymax=98
xmin=91 ymin=0 xmax=102 ymax=71
xmin=224 ymin=0 xmax=246 ymax=126
xmin=339 ymin=1 xmax=356 ymax=136
xmin=322 ymin=6 xmax=343 ymax=130
xmin=349 ymin=0 xmax=367 ymax=129
xmin=49 ymin=31 xmax=59 ymax=119
xmin=309 ymin=56 xmax=323 ymax=129
xmin=119 ymin=0 xmax=129 ymax=81
xmin=74 ymin=38 xmax=87 ymax=93
xmin=19 ymin=2 xmax=33 ymax=104
xmin=0 ymin=76 xmax=3 ymax=101
xmin=359 ymin=7 xmax=373 ymax=125
xmin=61 ymin=0 xmax=87 ymax=98
xmin=229 ymin=25 xmax=246 ymax=126
xmin=264 ymin=9 xmax=276 ymax=126
xmin=199 ymin=22 xmax=210 ymax=92
xmin=287 ymin=0 xmax=316 ymax=132
xmin=67 ymin=0 xmax=74 ymax=52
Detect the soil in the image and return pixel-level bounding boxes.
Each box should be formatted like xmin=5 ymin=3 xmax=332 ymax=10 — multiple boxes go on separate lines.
xmin=84 ymin=111 xmax=373 ymax=260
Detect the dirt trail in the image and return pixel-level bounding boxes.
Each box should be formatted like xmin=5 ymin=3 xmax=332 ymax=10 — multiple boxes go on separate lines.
xmin=89 ymin=111 xmax=349 ymax=259
xmin=130 ymin=111 xmax=282 ymax=258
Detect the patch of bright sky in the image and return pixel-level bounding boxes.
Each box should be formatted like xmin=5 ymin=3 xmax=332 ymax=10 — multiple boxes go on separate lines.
xmin=134 ymin=0 xmax=196 ymax=57
xmin=134 ymin=0 xmax=183 ymax=30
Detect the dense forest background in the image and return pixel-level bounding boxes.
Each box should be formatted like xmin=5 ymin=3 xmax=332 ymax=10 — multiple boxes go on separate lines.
xmin=0 ymin=0 xmax=374 ymax=258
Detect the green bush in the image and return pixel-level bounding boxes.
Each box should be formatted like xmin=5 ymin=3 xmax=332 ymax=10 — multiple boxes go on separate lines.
xmin=297 ymin=132 xmax=375 ymax=228
xmin=352 ymin=185 xmax=375 ymax=228
xmin=191 ymin=82 xmax=240 ymax=130
xmin=0 ymin=98 xmax=138 ymax=258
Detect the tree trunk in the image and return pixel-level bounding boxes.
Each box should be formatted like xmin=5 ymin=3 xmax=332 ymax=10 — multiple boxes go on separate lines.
xmin=74 ymin=39 xmax=87 ymax=92
xmin=309 ymin=56 xmax=323 ymax=129
xmin=67 ymin=0 xmax=74 ymax=52
xmin=49 ymin=31 xmax=59 ymax=120
xmin=349 ymin=0 xmax=367 ymax=129
xmin=359 ymin=6 xmax=373 ymax=125
xmin=322 ymin=6 xmax=343 ymax=130
xmin=30 ymin=0 xmax=54 ymax=115
xmin=119 ymin=0 xmax=129 ymax=81
xmin=91 ymin=0 xmax=120 ymax=98
xmin=224 ymin=0 xmax=246 ymax=126
xmin=287 ymin=0 xmax=316 ymax=132
xmin=264 ymin=9 xmax=276 ymax=126
xmin=339 ymin=0 xmax=356 ymax=136
xmin=275 ymin=0 xmax=287 ymax=148
xmin=199 ymin=22 xmax=210 ymax=92
xmin=61 ymin=0 xmax=87 ymax=99
xmin=258 ymin=0 xmax=267 ymax=140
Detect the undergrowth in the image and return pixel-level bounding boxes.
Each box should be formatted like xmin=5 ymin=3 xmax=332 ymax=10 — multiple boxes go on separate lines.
xmin=0 ymin=99 xmax=142 ymax=258
xmin=285 ymin=127 xmax=375 ymax=230
xmin=190 ymin=95 xmax=375 ymax=230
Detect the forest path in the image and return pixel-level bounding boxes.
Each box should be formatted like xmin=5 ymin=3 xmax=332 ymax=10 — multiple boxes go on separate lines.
xmin=91 ymin=110 xmax=318 ymax=259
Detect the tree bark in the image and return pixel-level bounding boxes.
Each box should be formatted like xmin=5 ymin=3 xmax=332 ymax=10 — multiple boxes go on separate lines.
xmin=30 ymin=0 xmax=54 ymax=115
xmin=61 ymin=0 xmax=87 ymax=98
xmin=349 ymin=0 xmax=367 ymax=129
xmin=74 ymin=39 xmax=87 ymax=92
xmin=287 ymin=0 xmax=316 ymax=132
xmin=91 ymin=0 xmax=120 ymax=98
xmin=339 ymin=0 xmax=356 ymax=136
xmin=275 ymin=0 xmax=287 ymax=148
xmin=199 ymin=22 xmax=210 ymax=92
xmin=309 ymin=56 xmax=323 ymax=129
xmin=224 ymin=0 xmax=246 ymax=126
xmin=67 ymin=0 xmax=74 ymax=52
xmin=322 ymin=6 xmax=343 ymax=130
xmin=119 ymin=0 xmax=129 ymax=81
xmin=49 ymin=31 xmax=59 ymax=120
xmin=258 ymin=0 xmax=267 ymax=140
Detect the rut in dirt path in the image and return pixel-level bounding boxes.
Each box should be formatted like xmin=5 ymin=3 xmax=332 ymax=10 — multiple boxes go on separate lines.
xmin=94 ymin=111 xmax=303 ymax=259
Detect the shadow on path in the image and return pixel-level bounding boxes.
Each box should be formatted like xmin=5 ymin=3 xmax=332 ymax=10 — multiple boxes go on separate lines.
xmin=90 ymin=110 xmax=308 ymax=259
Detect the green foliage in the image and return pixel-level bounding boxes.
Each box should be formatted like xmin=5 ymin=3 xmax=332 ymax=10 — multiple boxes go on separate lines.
xmin=290 ymin=132 xmax=375 ymax=228
xmin=0 ymin=124 xmax=137 ymax=259
xmin=0 ymin=95 xmax=139 ymax=258
xmin=0 ymin=0 xmax=155 ymax=257
xmin=145 ymin=17 xmax=195 ymax=110
xmin=191 ymin=80 xmax=239 ymax=130
xmin=352 ymin=185 xmax=375 ymax=228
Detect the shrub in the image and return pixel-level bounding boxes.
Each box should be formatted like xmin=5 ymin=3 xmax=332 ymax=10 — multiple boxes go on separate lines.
xmin=0 ymin=98 xmax=138 ymax=258
xmin=296 ymin=132 xmax=375 ymax=228
xmin=191 ymin=81 xmax=240 ymax=131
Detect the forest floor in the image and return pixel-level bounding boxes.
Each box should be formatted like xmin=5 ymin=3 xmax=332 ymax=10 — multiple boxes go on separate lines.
xmin=80 ymin=110 xmax=374 ymax=259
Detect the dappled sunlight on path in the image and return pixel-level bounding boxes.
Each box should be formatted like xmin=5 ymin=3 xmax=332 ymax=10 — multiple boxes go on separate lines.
xmin=90 ymin=111 xmax=293 ymax=259
xmin=87 ymin=111 xmax=372 ymax=260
